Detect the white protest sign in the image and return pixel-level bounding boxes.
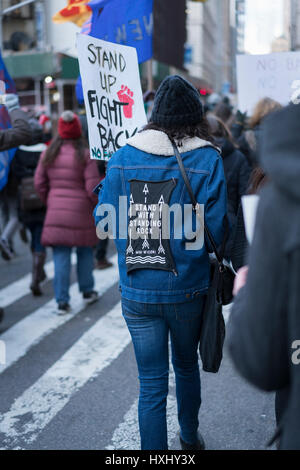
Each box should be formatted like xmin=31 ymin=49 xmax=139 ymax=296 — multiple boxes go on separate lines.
xmin=236 ymin=51 xmax=300 ymax=114
xmin=76 ymin=33 xmax=147 ymax=160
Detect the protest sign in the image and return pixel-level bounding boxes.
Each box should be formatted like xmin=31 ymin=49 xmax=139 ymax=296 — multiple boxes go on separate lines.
xmin=241 ymin=195 xmax=260 ymax=244
xmin=75 ymin=0 xmax=153 ymax=104
xmin=76 ymin=33 xmax=147 ymax=160
xmin=236 ymin=51 xmax=300 ymax=114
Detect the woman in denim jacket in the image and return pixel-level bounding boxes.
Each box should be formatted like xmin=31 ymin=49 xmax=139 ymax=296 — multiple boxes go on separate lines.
xmin=94 ymin=76 xmax=228 ymax=450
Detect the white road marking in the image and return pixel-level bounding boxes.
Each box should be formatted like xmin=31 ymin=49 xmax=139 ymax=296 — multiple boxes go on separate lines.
xmin=0 ymin=301 xmax=130 ymax=449
xmin=0 ymin=254 xmax=119 ymax=374
xmin=103 ymin=304 xmax=232 ymax=450
xmin=106 ymin=395 xmax=178 ymax=450
xmin=0 ymin=254 xmax=231 ymax=451
xmin=0 ymin=253 xmax=77 ymax=308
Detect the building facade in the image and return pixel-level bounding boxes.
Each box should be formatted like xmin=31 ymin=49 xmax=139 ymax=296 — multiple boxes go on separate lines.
xmin=1 ymin=0 xmax=240 ymax=110
xmin=235 ymin=0 xmax=245 ymax=54
xmin=291 ymin=0 xmax=300 ymax=50
xmin=215 ymin=0 xmax=234 ymax=94
xmin=283 ymin=0 xmax=291 ymax=50
xmin=185 ymin=0 xmax=234 ymax=94
xmin=1 ymin=0 xmax=80 ymax=116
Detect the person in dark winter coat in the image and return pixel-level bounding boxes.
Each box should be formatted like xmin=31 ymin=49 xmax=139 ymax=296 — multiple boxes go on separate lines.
xmin=0 ymin=94 xmax=32 ymax=322
xmin=35 ymin=111 xmax=100 ymax=314
xmin=207 ymin=114 xmax=251 ymax=260
xmin=1 ymin=111 xmax=44 ymax=261
xmin=227 ymin=103 xmax=300 ymax=450
xmin=94 ymin=75 xmax=228 ymax=450
xmin=11 ymin=141 xmax=47 ymax=296
xmin=0 ymin=94 xmax=33 ymax=259
xmin=0 ymin=94 xmax=32 ymax=150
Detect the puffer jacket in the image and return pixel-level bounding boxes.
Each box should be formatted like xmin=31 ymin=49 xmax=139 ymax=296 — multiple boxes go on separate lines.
xmin=35 ymin=142 xmax=99 ymax=247
xmin=94 ymin=129 xmax=228 ymax=304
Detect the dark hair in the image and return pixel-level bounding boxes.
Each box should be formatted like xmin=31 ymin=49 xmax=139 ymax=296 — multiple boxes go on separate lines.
xmin=206 ymin=114 xmax=237 ymax=148
xmin=248 ymin=166 xmax=268 ymax=194
xmin=214 ymin=102 xmax=232 ymax=123
xmin=142 ymin=118 xmax=215 ymax=145
xmin=42 ymin=134 xmax=87 ymax=167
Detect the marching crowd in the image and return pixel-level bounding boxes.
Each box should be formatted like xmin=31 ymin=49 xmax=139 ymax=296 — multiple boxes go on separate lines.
xmin=0 ymin=75 xmax=299 ymax=450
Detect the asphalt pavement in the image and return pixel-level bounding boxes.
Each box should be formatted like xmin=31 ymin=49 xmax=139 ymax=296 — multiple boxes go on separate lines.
xmin=0 ymin=232 xmax=276 ymax=450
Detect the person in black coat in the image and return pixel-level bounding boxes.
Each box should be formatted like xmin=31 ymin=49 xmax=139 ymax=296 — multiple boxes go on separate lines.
xmin=207 ymin=114 xmax=251 ymax=260
xmin=227 ymin=103 xmax=300 ymax=450
xmin=0 ymin=94 xmax=32 ymax=322
xmin=11 ymin=142 xmax=47 ymax=296
xmin=0 ymin=94 xmax=32 ymax=150
xmin=0 ymin=95 xmax=33 ymax=260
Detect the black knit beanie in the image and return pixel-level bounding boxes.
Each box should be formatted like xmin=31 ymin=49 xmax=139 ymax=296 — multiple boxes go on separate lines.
xmin=150 ymin=75 xmax=204 ymax=129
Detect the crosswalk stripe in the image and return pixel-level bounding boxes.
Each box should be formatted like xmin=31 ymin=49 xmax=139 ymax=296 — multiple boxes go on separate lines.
xmin=0 ymin=253 xmax=77 ymax=308
xmin=106 ymin=395 xmax=178 ymax=450
xmin=0 ymin=301 xmax=130 ymax=449
xmin=106 ymin=362 xmax=178 ymax=450
xmin=0 ymin=253 xmax=119 ymax=375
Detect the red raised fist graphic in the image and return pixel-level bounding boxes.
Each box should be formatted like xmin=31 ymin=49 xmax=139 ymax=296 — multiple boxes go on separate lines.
xmin=117 ymin=85 xmax=135 ymax=119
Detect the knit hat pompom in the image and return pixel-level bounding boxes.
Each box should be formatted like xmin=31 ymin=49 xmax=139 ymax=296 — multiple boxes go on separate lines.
xmin=150 ymin=75 xmax=204 ymax=129
xmin=61 ymin=110 xmax=76 ymax=122
xmin=58 ymin=110 xmax=82 ymax=139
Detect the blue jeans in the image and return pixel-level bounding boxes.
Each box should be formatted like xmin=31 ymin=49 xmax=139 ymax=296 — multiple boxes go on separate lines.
xmin=53 ymin=246 xmax=94 ymax=304
xmin=121 ymin=296 xmax=205 ymax=450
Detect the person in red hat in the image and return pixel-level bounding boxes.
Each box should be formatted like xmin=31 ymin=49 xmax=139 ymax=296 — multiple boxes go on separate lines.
xmin=34 ymin=110 xmax=100 ymax=314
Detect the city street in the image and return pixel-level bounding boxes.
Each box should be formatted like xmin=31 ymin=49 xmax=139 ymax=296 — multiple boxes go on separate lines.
xmin=0 ymin=234 xmax=276 ymax=451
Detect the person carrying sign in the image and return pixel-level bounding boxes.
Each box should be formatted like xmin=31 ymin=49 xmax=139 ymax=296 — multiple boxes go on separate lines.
xmin=94 ymin=75 xmax=228 ymax=450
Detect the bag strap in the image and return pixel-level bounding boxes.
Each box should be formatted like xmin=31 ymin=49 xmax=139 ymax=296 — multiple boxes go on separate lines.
xmin=169 ymin=137 xmax=226 ymax=267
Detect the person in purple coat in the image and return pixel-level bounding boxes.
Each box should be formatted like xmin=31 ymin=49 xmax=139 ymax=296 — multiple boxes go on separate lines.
xmin=35 ymin=111 xmax=99 ymax=314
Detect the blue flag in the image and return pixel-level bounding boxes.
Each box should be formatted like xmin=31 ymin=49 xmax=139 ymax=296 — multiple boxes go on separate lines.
xmin=88 ymin=0 xmax=153 ymax=63
xmin=76 ymin=0 xmax=153 ymax=105
xmin=0 ymin=52 xmax=17 ymax=191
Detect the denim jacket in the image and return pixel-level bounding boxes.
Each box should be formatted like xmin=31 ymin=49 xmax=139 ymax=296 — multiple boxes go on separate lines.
xmin=94 ymin=129 xmax=228 ymax=303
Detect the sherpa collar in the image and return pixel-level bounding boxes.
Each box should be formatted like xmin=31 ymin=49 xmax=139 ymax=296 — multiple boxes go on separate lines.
xmin=127 ymin=130 xmax=218 ymax=156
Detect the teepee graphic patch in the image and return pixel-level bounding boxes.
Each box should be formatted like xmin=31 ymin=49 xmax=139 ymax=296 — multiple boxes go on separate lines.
xmin=126 ymin=179 xmax=177 ymax=274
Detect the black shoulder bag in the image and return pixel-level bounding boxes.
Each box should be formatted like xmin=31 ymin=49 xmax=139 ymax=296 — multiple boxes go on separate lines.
xmin=170 ymin=138 xmax=235 ymax=373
